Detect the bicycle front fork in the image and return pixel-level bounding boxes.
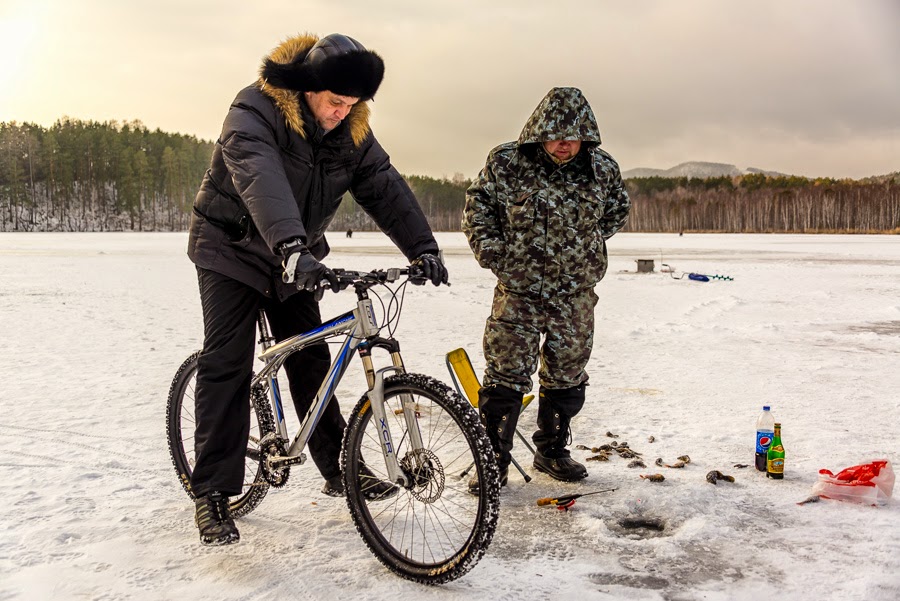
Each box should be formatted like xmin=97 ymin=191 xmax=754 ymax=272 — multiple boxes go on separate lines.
xmin=362 ymin=351 xmax=426 ymax=488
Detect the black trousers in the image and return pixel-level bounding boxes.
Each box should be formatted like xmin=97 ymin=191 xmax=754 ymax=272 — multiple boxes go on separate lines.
xmin=189 ymin=267 xmax=347 ymax=497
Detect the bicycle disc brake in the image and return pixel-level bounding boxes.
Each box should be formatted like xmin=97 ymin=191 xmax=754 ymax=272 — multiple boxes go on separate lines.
xmin=400 ymin=449 xmax=445 ymax=503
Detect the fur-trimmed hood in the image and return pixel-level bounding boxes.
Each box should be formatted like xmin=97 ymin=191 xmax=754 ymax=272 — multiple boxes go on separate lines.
xmin=257 ymin=33 xmax=371 ymax=147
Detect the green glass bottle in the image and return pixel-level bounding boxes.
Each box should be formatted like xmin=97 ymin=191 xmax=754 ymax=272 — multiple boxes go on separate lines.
xmin=766 ymin=423 xmax=785 ymax=479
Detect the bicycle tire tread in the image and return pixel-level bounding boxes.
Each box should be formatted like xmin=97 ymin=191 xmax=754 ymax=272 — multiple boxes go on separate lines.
xmin=342 ymin=373 xmax=500 ymax=584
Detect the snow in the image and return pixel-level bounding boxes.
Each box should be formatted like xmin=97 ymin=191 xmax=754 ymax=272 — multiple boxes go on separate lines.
xmin=1 ymin=231 xmax=898 ymax=600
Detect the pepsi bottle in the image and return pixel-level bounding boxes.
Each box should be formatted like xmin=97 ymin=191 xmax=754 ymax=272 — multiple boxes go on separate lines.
xmin=755 ymin=406 xmax=775 ymax=471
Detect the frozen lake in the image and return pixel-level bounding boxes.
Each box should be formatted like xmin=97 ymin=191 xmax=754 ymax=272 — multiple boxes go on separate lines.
xmin=1 ymin=231 xmax=898 ymax=600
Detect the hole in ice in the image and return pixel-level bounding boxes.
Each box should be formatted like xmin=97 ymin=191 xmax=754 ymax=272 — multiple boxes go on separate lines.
xmin=608 ymin=515 xmax=669 ymax=539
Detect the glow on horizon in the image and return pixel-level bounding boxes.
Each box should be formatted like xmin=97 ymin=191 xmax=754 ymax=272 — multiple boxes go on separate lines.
xmin=0 ymin=2 xmax=41 ymax=96
xmin=1 ymin=0 xmax=898 ymax=180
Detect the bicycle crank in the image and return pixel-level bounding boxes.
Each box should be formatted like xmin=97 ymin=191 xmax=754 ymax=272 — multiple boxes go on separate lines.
xmin=258 ymin=433 xmax=299 ymax=488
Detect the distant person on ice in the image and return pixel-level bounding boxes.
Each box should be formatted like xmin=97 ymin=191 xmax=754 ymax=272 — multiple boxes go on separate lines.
xmin=462 ymin=87 xmax=631 ymax=492
xmin=186 ymin=33 xmax=448 ymax=546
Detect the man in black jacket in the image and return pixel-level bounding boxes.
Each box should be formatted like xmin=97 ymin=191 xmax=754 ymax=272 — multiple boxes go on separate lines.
xmin=187 ymin=33 xmax=448 ymax=546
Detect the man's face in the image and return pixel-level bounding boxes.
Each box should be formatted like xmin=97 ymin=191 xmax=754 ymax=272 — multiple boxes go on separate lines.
xmin=542 ymin=139 xmax=582 ymax=162
xmin=304 ymin=91 xmax=359 ymax=132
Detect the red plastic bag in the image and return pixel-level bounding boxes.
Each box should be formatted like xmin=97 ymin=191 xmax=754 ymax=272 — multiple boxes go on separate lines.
xmin=811 ymin=459 xmax=894 ymax=506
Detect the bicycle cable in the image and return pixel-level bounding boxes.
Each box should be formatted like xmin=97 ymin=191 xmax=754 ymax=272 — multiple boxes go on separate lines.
xmin=384 ymin=279 xmax=411 ymax=338
xmin=330 ymin=273 xmax=409 ymax=344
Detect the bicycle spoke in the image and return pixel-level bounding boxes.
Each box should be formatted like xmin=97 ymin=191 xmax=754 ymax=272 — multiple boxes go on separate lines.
xmin=343 ymin=374 xmax=499 ymax=582
xmin=425 ymin=500 xmax=462 ymax=548
xmin=168 ymin=351 xmax=270 ymax=517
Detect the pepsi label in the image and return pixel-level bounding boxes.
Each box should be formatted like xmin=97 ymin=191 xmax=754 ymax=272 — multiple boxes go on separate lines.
xmin=756 ymin=430 xmax=773 ymax=453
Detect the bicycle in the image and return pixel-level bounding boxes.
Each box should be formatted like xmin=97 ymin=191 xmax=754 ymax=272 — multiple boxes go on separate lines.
xmin=166 ymin=267 xmax=500 ymax=584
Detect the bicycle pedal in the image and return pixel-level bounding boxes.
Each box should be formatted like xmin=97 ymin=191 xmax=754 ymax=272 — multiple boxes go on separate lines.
xmin=269 ymin=452 xmax=306 ymax=469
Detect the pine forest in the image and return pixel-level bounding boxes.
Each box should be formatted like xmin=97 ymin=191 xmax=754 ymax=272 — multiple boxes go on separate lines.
xmin=2 ymin=120 xmax=898 ymax=234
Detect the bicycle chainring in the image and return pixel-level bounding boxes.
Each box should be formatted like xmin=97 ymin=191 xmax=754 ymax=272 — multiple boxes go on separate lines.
xmin=252 ymin=383 xmax=291 ymax=488
xmin=259 ymin=435 xmax=291 ymax=488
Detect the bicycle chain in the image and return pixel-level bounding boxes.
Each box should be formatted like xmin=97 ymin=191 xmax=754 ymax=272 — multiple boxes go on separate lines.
xmin=251 ymin=383 xmax=291 ymax=488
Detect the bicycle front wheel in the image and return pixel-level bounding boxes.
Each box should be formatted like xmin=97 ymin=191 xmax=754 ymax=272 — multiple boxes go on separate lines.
xmin=166 ymin=351 xmax=270 ymax=518
xmin=342 ymin=373 xmax=500 ymax=584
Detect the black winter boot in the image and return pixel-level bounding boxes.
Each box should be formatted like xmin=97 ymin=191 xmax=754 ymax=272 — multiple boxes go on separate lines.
xmin=195 ymin=491 xmax=240 ymax=546
xmin=532 ymin=384 xmax=588 ymax=482
xmin=468 ymin=384 xmax=521 ymax=495
xmin=322 ymin=464 xmax=398 ymax=501
xmin=322 ymin=475 xmax=344 ymax=497
xmin=357 ymin=463 xmax=399 ymax=501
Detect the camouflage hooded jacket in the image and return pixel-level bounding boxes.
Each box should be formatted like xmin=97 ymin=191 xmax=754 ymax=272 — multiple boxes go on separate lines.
xmin=463 ymin=87 xmax=631 ymax=298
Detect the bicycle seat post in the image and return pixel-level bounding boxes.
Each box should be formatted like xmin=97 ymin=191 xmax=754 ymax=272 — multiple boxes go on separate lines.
xmin=256 ymin=309 xmax=276 ymax=352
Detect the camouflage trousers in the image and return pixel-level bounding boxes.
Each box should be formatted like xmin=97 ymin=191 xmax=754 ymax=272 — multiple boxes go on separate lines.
xmin=482 ymin=286 xmax=598 ymax=394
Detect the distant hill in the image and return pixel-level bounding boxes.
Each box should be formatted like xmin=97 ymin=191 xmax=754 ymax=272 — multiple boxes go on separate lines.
xmin=859 ymin=171 xmax=900 ymax=184
xmin=623 ymin=161 xmax=786 ymax=179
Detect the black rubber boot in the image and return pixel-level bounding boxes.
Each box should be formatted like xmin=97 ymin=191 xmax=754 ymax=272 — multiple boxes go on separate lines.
xmin=195 ymin=491 xmax=240 ymax=546
xmin=532 ymin=384 xmax=588 ymax=482
xmin=468 ymin=384 xmax=521 ymax=495
xmin=533 ymin=449 xmax=588 ymax=482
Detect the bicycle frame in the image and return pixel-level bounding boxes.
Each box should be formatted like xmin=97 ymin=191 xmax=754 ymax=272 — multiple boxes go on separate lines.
xmin=251 ymin=289 xmax=424 ymax=487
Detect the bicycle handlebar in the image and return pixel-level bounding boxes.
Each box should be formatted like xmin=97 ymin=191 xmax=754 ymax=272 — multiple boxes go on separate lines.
xmin=334 ymin=267 xmax=411 ymax=287
xmin=323 ymin=266 xmax=434 ymax=292
xmin=282 ymin=265 xmax=437 ymax=297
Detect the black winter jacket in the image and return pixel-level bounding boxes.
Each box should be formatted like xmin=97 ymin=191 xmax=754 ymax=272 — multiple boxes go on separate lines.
xmin=188 ymin=34 xmax=438 ymax=300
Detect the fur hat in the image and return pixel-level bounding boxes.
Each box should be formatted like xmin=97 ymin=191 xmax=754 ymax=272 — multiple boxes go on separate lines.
xmin=261 ymin=34 xmax=385 ymax=101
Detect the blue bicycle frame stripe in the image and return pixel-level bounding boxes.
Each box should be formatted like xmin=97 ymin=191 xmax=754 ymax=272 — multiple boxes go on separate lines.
xmin=308 ymin=333 xmax=354 ymax=431
xmin=307 ymin=311 xmax=354 ymax=337
xmin=271 ymin=378 xmax=285 ymax=423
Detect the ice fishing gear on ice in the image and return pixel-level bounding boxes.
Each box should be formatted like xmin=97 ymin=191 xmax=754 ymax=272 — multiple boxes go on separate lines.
xmin=536 ymin=488 xmax=617 ymax=511
xmin=661 ymin=263 xmax=734 ymax=281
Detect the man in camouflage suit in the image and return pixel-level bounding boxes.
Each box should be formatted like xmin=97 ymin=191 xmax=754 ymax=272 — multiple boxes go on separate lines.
xmin=463 ymin=87 xmax=630 ymax=488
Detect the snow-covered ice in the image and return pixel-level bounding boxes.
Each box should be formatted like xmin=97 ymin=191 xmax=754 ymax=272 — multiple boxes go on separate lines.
xmin=1 ymin=231 xmax=898 ymax=600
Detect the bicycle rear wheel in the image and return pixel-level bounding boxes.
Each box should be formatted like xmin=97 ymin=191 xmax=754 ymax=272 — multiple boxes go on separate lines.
xmin=166 ymin=351 xmax=270 ymax=518
xmin=342 ymin=373 xmax=500 ymax=584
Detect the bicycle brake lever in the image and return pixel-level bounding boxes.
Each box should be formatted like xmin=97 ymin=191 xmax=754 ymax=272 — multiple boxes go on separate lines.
xmin=406 ymin=267 xmax=449 ymax=287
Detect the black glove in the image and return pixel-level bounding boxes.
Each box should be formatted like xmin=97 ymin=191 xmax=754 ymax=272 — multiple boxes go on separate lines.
xmin=280 ymin=240 xmax=339 ymax=299
xmin=411 ymin=252 xmax=449 ymax=286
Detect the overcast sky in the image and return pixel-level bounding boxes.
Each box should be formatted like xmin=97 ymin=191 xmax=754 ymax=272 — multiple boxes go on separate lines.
xmin=2 ymin=0 xmax=898 ymax=179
